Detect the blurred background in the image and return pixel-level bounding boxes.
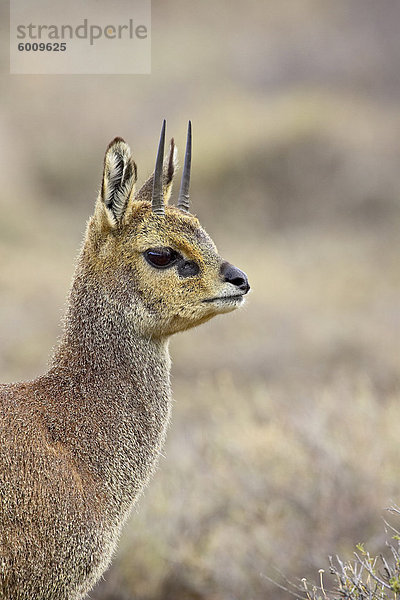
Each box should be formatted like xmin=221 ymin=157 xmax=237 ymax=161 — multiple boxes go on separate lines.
xmin=2 ymin=1 xmax=400 ymax=598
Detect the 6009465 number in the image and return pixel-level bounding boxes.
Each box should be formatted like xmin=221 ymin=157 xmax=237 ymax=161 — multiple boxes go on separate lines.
xmin=18 ymin=42 xmax=67 ymax=51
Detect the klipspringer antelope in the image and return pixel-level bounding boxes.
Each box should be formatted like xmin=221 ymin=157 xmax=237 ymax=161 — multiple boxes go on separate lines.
xmin=0 ymin=121 xmax=250 ymax=600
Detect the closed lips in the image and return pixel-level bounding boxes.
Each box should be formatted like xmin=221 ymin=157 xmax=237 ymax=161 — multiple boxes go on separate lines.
xmin=202 ymin=295 xmax=243 ymax=303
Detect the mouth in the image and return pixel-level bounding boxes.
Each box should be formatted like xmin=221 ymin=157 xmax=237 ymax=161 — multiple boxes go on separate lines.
xmin=202 ymin=295 xmax=244 ymax=304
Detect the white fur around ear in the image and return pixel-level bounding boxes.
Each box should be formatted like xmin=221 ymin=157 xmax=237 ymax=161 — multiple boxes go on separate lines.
xmin=101 ymin=137 xmax=137 ymax=226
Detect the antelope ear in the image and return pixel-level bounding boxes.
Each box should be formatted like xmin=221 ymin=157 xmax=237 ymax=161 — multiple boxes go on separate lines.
xmin=164 ymin=138 xmax=178 ymax=203
xmin=101 ymin=137 xmax=137 ymax=226
xmin=134 ymin=138 xmax=178 ymax=205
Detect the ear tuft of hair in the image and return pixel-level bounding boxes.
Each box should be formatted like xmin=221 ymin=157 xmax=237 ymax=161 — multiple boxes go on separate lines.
xmin=101 ymin=138 xmax=137 ymax=225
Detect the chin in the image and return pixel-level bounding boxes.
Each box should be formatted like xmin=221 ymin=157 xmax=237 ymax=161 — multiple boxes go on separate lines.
xmin=206 ymin=296 xmax=245 ymax=314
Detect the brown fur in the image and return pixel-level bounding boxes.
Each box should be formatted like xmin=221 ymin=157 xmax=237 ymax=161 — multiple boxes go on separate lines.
xmin=0 ymin=130 xmax=249 ymax=600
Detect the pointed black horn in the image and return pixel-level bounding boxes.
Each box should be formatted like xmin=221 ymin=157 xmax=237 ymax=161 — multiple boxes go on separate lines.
xmin=152 ymin=120 xmax=166 ymax=215
xmin=177 ymin=121 xmax=192 ymax=212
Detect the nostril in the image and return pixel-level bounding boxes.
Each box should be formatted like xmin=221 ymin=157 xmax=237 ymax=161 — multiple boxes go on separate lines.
xmin=231 ymin=276 xmax=248 ymax=291
xmin=220 ymin=261 xmax=250 ymax=294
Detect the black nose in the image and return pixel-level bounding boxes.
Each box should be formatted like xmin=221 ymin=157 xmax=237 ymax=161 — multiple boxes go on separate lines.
xmin=220 ymin=261 xmax=250 ymax=294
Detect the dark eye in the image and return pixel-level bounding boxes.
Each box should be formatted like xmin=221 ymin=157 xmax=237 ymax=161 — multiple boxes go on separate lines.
xmin=144 ymin=247 xmax=179 ymax=269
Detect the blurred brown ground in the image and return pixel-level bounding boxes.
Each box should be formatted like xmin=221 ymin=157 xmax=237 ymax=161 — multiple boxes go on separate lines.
xmin=2 ymin=1 xmax=400 ymax=598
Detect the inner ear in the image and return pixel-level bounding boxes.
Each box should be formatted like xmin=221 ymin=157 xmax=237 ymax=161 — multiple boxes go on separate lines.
xmin=101 ymin=137 xmax=137 ymax=226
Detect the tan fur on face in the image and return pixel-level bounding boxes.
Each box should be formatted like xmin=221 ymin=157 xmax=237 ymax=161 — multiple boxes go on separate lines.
xmin=87 ymin=199 xmax=234 ymax=337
